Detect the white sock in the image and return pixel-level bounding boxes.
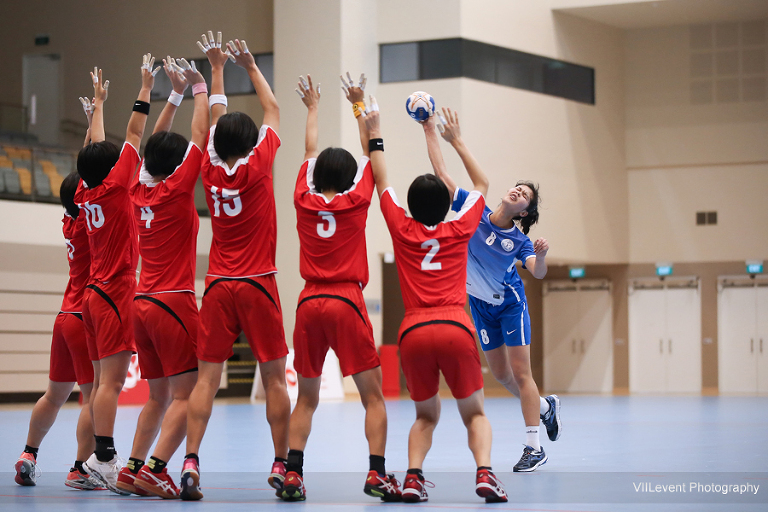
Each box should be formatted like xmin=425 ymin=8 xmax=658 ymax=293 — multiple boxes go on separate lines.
xmin=539 ymin=397 xmax=550 ymax=416
xmin=526 ymin=426 xmax=540 ymax=451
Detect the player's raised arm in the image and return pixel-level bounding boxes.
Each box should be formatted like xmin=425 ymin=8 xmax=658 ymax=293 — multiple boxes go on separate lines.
xmin=88 ymin=67 xmax=109 ymax=143
xmin=79 ymin=96 xmax=95 ymax=147
xmin=198 ymin=31 xmax=230 ymax=126
xmin=423 ymin=113 xmax=456 ymax=197
xmin=126 ymin=53 xmax=159 ymax=149
xmin=363 ymin=96 xmax=389 ymax=197
xmin=179 ymin=60 xmax=210 ymax=149
xmin=341 ymin=72 xmax=369 ymax=156
xmin=439 ymin=107 xmax=488 ymax=197
xmin=227 ymin=38 xmax=279 ymax=133
xmin=296 ymin=74 xmax=320 ymax=161
xmin=152 ymin=57 xmax=189 ymax=135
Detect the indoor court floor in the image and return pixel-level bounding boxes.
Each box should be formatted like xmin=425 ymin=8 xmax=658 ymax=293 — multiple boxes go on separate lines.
xmin=1 ymin=395 xmax=766 ymax=511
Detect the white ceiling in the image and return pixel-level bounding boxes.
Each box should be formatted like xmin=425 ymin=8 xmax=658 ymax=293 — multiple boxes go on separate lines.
xmin=553 ymin=0 xmax=768 ymax=29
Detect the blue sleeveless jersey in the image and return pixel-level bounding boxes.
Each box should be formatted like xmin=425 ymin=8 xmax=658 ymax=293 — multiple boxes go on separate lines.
xmin=453 ymin=188 xmax=535 ymax=306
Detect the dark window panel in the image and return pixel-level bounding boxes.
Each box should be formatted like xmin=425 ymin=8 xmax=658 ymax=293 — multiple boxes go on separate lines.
xmin=420 ymin=39 xmax=462 ymax=79
xmin=707 ymin=211 xmax=718 ymax=225
xmin=696 ymin=212 xmax=707 ymax=225
xmin=381 ymin=42 xmax=419 ymax=82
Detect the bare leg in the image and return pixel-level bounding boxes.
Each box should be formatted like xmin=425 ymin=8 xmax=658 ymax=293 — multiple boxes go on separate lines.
xmin=259 ymin=358 xmax=290 ymax=459
xmin=26 ymin=380 xmax=76 ymax=449
xmin=128 ymin=378 xmax=171 ymax=461
xmin=75 ymin=383 xmax=95 ymax=462
xmin=185 ymin=361 xmax=223 ymax=456
xmin=508 ymin=345 xmax=540 ymax=427
xmin=151 ymin=371 xmax=197 ymax=462
xmin=483 ymin=345 xmax=520 ymax=398
xmin=456 ymin=389 xmax=492 ymax=468
xmin=352 ymin=367 xmax=387 ymax=456
xmin=408 ymin=394 xmax=441 ymax=469
xmin=287 ymin=375 xmax=321 ymax=451
xmin=91 ymin=351 xmax=132 ymax=436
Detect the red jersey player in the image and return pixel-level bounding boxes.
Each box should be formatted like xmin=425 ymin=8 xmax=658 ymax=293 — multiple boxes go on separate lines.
xmin=15 ymin=172 xmax=101 ymax=491
xmin=115 ymin=58 xmax=209 ymax=499
xmin=181 ymin=33 xmax=290 ymax=501
xmin=279 ymin=73 xmax=400 ymax=503
xmin=75 ymin=56 xmax=158 ymax=494
xmin=364 ymin=100 xmax=508 ymax=503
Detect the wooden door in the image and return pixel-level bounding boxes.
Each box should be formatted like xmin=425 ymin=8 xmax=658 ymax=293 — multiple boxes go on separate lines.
xmin=573 ymin=288 xmax=613 ymax=393
xmin=543 ymin=285 xmax=581 ymax=393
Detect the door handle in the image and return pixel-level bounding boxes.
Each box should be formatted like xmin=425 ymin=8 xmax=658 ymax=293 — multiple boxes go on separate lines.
xmin=761 ymin=339 xmax=764 ymax=354
xmin=580 ymin=339 xmax=585 ymax=354
xmin=751 ymin=338 xmax=754 ymax=353
xmin=572 ymin=339 xmax=576 ymax=354
xmin=668 ymin=339 xmax=672 ymax=354
xmin=660 ymin=339 xmax=663 ymax=354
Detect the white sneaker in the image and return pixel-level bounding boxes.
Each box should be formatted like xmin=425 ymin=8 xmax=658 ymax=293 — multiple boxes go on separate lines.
xmin=84 ymin=453 xmax=130 ymax=495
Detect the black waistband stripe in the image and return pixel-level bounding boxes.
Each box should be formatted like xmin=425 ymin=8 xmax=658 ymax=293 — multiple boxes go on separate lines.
xmin=296 ymin=294 xmax=367 ymax=327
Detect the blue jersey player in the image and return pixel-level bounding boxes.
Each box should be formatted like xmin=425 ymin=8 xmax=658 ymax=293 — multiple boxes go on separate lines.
xmin=422 ymin=108 xmax=561 ymax=472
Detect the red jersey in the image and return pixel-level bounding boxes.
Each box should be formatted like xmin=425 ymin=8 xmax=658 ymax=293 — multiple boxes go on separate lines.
xmin=202 ymin=125 xmax=281 ymax=277
xmin=60 ymin=213 xmax=91 ymax=312
xmin=74 ymin=142 xmax=140 ymax=282
xmin=380 ymin=187 xmax=485 ymax=310
xmin=294 ymin=157 xmax=374 ymax=286
xmin=130 ymin=142 xmax=202 ymax=294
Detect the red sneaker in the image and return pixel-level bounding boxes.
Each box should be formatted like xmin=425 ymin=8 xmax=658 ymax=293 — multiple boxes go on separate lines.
xmin=65 ymin=468 xmax=106 ymax=490
xmin=14 ymin=452 xmax=38 ymax=486
xmin=475 ymin=468 xmax=508 ymax=503
xmin=402 ymin=472 xmax=432 ymax=503
xmin=115 ymin=466 xmax=148 ymax=496
xmin=180 ymin=457 xmax=203 ymax=501
xmin=364 ymin=470 xmax=402 ymax=502
xmin=133 ymin=466 xmax=180 ymax=499
xmin=268 ymin=460 xmax=286 ymax=490
xmin=280 ymin=471 xmax=306 ymax=501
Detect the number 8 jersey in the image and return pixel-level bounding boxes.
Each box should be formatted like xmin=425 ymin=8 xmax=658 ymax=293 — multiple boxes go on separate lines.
xmin=294 ymin=157 xmax=374 ymax=286
xmin=202 ymin=124 xmax=281 ymax=278
xmin=379 ymin=187 xmax=485 ymax=309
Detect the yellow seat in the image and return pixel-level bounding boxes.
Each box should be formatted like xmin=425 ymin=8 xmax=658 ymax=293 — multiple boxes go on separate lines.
xmin=16 ymin=168 xmax=32 ymax=194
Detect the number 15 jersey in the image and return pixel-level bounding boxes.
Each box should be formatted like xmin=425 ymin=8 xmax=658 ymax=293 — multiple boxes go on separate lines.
xmin=380 ymin=187 xmax=485 ymax=310
xmin=202 ymin=124 xmax=281 ymax=278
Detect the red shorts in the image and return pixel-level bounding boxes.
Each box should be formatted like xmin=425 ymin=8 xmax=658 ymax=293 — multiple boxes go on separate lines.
xmin=82 ymin=274 xmax=137 ymax=360
xmin=398 ymin=306 xmax=484 ymax=402
xmin=133 ymin=292 xmax=199 ymax=379
xmin=198 ymin=274 xmax=288 ymax=364
xmin=49 ymin=312 xmax=94 ymax=385
xmin=293 ymin=282 xmax=380 ymax=378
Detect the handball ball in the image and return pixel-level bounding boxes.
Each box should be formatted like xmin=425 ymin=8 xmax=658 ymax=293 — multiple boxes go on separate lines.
xmin=405 ymin=91 xmax=436 ymax=122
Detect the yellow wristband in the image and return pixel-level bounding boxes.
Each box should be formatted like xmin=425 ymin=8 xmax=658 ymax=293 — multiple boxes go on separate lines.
xmin=352 ymin=102 xmax=366 ymax=118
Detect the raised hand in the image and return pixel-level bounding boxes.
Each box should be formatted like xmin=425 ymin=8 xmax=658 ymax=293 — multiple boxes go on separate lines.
xmin=163 ymin=56 xmax=188 ymax=93
xmin=533 ymin=238 xmax=549 ymax=257
xmin=341 ymin=72 xmax=366 ymax=104
xmin=295 ymin=74 xmax=320 ymax=108
xmin=79 ymin=96 xmax=94 ymax=124
xmin=198 ymin=30 xmax=232 ymax=68
xmin=140 ymin=53 xmax=160 ymax=90
xmin=363 ymin=95 xmax=381 ymax=134
xmin=91 ymin=67 xmax=109 ymax=102
xmin=226 ymin=39 xmax=256 ymax=70
xmin=175 ymin=58 xmax=204 ymax=85
xmin=437 ymin=107 xmax=461 ymax=144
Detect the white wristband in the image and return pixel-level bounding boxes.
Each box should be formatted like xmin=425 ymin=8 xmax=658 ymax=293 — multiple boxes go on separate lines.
xmin=168 ymin=91 xmax=183 ymax=107
xmin=209 ymin=94 xmax=228 ymax=108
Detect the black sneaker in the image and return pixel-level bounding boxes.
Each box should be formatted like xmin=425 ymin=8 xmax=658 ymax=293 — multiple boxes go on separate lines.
xmin=541 ymin=394 xmax=561 ymax=442
xmin=513 ymin=445 xmax=548 ymax=472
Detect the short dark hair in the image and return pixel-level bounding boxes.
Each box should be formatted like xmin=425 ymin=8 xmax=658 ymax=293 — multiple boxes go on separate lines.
xmin=407 ymin=174 xmax=451 ymax=226
xmin=213 ymin=112 xmax=258 ymax=161
xmin=77 ymin=141 xmax=120 ymax=188
xmin=144 ymin=131 xmax=189 ymax=177
xmin=515 ymin=180 xmax=540 ymax=235
xmin=60 ymin=172 xmax=80 ymax=218
xmin=314 ymin=147 xmax=357 ymax=193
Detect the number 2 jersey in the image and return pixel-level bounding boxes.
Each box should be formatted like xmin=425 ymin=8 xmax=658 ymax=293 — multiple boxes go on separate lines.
xmin=380 ymin=187 xmax=485 ymax=310
xmin=74 ymin=142 xmax=140 ymax=282
xmin=60 ymin=213 xmax=91 ymax=313
xmin=294 ymin=157 xmax=374 ymax=286
xmin=129 ymin=142 xmax=202 ymax=294
xmin=202 ymin=125 xmax=281 ymax=278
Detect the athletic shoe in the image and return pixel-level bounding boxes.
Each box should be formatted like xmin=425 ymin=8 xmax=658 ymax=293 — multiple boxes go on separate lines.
xmin=541 ymin=394 xmax=561 ymax=442
xmin=84 ymin=453 xmax=131 ymax=495
xmin=281 ymin=471 xmax=306 ymax=501
xmin=14 ymin=452 xmax=39 ymax=486
xmin=475 ymin=469 xmax=508 ymax=503
xmin=115 ymin=466 xmax=149 ymax=496
xmin=364 ymin=470 xmax=402 ymax=502
xmin=133 ymin=466 xmax=180 ymax=499
xmin=179 ymin=457 xmax=203 ymax=501
xmin=268 ymin=460 xmax=286 ymax=490
xmin=513 ymin=445 xmax=548 ymax=472
xmin=402 ymin=473 xmax=432 ymax=503
xmin=65 ymin=468 xmax=106 ymax=490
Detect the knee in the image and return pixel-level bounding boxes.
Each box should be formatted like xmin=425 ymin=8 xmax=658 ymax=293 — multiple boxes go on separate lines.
xmin=360 ymin=388 xmax=385 ymax=410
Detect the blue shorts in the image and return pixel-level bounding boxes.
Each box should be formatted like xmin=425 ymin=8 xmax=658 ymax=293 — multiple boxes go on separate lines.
xmin=468 ymin=295 xmax=531 ymax=351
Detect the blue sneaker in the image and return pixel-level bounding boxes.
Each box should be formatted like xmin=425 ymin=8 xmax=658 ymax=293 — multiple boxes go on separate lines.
xmin=513 ymin=445 xmax=548 ymax=472
xmin=541 ymin=394 xmax=561 ymax=442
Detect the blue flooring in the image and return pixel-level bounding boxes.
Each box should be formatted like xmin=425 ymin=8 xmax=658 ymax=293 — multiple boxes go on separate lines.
xmin=1 ymin=395 xmax=767 ymax=511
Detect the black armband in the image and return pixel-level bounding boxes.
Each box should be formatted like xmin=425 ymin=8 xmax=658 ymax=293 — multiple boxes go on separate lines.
xmin=368 ymin=138 xmax=384 ymax=153
xmin=132 ymin=100 xmax=150 ymax=115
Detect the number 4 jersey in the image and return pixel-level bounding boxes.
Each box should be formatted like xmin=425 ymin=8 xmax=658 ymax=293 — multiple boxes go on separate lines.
xmin=294 ymin=157 xmax=374 ymax=287
xmin=380 ymin=187 xmax=485 ymax=309
xmin=202 ymin=124 xmax=281 ymax=278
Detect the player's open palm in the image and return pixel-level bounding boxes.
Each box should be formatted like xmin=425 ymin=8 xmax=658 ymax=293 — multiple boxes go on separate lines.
xmin=438 ymin=107 xmax=461 ymax=144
